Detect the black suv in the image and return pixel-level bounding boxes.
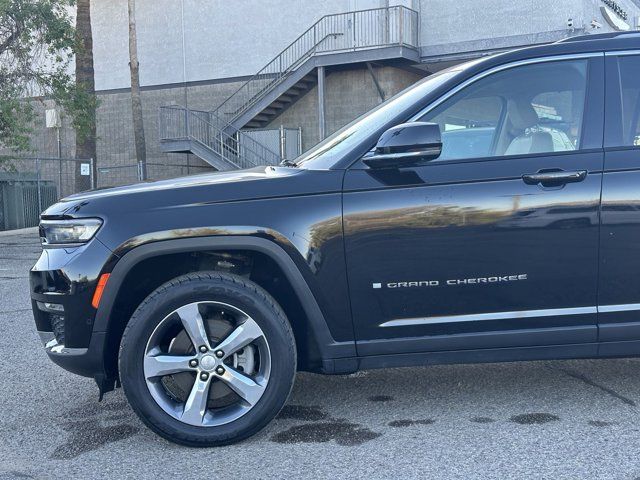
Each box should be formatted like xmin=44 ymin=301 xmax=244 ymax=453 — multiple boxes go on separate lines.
xmin=31 ymin=32 xmax=640 ymax=446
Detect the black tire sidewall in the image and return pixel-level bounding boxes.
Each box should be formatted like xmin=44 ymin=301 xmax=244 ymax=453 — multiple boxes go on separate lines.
xmin=119 ymin=273 xmax=296 ymax=446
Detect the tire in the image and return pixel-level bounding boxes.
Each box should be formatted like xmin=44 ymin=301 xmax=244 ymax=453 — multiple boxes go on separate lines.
xmin=119 ymin=271 xmax=296 ymax=447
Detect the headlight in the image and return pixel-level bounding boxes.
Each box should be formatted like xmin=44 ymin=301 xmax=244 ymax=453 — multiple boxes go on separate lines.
xmin=40 ymin=218 xmax=103 ymax=245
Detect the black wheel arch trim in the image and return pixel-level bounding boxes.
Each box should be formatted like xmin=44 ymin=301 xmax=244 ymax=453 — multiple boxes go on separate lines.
xmin=93 ymin=235 xmax=356 ymax=363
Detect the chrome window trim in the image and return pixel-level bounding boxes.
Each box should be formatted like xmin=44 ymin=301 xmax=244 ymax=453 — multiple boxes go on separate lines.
xmin=604 ymin=50 xmax=640 ymax=56
xmin=410 ymin=52 xmax=603 ymax=124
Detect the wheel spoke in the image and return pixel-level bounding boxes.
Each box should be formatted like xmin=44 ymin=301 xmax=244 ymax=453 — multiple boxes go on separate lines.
xmin=144 ymin=354 xmax=193 ymax=378
xmin=176 ymin=303 xmax=210 ymax=350
xmin=219 ymin=366 xmax=266 ymax=406
xmin=214 ymin=317 xmax=263 ymax=358
xmin=181 ymin=376 xmax=212 ymax=425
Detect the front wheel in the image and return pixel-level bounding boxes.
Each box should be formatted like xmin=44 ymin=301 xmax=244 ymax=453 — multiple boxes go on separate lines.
xmin=119 ymin=272 xmax=297 ymax=446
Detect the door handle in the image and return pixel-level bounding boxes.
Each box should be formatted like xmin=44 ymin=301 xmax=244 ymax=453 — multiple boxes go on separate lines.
xmin=522 ymin=170 xmax=587 ymax=187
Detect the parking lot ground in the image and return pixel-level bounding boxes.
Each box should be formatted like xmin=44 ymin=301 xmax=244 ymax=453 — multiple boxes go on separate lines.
xmin=2 ymin=229 xmax=640 ymax=479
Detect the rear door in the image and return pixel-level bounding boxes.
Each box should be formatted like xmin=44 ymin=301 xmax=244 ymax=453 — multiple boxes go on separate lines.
xmin=343 ymin=54 xmax=605 ymax=356
xmin=598 ymin=51 xmax=640 ymax=354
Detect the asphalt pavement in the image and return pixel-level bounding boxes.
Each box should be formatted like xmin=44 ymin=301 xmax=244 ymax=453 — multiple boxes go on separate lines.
xmin=1 ymin=228 xmax=640 ymax=479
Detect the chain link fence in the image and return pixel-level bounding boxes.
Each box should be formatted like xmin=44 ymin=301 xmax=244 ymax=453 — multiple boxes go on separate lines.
xmin=0 ymin=156 xmax=93 ymax=231
xmin=0 ymin=156 xmax=217 ymax=231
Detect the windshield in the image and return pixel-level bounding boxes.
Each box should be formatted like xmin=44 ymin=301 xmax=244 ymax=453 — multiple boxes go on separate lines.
xmin=294 ymin=67 xmax=463 ymax=169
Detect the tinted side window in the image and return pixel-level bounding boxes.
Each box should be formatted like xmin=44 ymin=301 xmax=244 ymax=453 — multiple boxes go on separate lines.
xmin=419 ymin=59 xmax=588 ymax=161
xmin=617 ymin=56 xmax=640 ymax=147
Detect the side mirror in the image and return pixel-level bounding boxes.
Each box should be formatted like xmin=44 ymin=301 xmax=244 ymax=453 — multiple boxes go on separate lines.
xmin=363 ymin=122 xmax=442 ymax=169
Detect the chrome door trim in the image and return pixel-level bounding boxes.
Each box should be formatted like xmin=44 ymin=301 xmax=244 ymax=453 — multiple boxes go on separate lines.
xmin=598 ymin=303 xmax=640 ymax=313
xmin=380 ymin=306 xmax=597 ymax=327
xmin=380 ymin=303 xmax=640 ymax=327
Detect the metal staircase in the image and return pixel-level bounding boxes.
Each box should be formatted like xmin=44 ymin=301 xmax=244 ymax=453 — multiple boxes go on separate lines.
xmin=160 ymin=6 xmax=420 ymax=169
xmin=241 ymin=71 xmax=320 ymax=129
xmin=215 ymin=6 xmax=419 ymax=131
xmin=159 ymin=106 xmax=280 ymax=171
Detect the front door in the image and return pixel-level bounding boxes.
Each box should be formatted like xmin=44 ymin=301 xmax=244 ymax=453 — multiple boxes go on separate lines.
xmin=343 ymin=55 xmax=605 ymax=356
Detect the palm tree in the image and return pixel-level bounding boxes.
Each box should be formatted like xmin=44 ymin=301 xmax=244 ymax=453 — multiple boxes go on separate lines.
xmin=128 ymin=0 xmax=147 ymax=180
xmin=75 ymin=0 xmax=97 ymax=189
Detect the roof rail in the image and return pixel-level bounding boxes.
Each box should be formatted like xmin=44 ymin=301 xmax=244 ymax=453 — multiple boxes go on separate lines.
xmin=556 ymin=31 xmax=640 ymax=43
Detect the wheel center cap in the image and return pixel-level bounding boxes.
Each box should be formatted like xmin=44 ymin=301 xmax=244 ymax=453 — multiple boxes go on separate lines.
xmin=200 ymin=354 xmax=217 ymax=371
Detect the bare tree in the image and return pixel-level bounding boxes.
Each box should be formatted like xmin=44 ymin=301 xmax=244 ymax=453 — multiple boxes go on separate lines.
xmin=74 ymin=0 xmax=97 ymax=189
xmin=128 ymin=0 xmax=147 ymax=180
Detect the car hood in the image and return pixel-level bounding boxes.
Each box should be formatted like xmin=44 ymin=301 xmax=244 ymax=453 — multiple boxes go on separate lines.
xmin=62 ymin=167 xmax=295 ymax=202
xmin=43 ymin=166 xmax=343 ymax=218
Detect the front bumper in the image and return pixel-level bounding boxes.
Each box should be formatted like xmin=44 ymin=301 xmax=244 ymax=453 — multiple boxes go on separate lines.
xmin=36 ymin=329 xmax=108 ymax=378
xmin=30 ymin=238 xmax=114 ymax=378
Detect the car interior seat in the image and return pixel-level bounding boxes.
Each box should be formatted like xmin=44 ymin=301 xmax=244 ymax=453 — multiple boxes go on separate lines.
xmin=504 ymin=99 xmax=554 ymax=155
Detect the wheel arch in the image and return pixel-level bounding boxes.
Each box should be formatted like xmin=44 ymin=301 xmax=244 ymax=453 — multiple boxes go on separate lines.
xmin=94 ymin=235 xmax=355 ymax=379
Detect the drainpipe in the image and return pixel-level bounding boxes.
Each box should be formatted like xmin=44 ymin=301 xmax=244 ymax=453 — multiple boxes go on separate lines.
xmin=317 ymin=66 xmax=326 ymax=141
xmin=279 ymin=125 xmax=286 ymax=160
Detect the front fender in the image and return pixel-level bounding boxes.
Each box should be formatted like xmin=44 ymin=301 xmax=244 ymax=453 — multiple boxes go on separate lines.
xmin=94 ymin=233 xmax=356 ymax=363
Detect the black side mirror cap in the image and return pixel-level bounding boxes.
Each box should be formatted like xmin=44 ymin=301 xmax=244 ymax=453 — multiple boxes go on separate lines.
xmin=363 ymin=122 xmax=442 ymax=169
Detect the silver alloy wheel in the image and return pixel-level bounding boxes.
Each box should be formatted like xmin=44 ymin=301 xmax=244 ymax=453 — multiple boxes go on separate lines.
xmin=143 ymin=301 xmax=271 ymax=427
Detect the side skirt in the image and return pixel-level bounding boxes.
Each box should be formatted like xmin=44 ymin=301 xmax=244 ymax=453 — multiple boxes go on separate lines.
xmin=324 ymin=340 xmax=640 ymax=374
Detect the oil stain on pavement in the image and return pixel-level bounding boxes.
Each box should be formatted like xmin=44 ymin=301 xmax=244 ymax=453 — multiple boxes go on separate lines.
xmin=388 ymin=419 xmax=435 ymax=428
xmin=367 ymin=395 xmax=394 ymax=402
xmin=0 ymin=471 xmax=35 ymax=479
xmin=52 ymin=400 xmax=139 ymax=460
xmin=271 ymin=420 xmax=382 ymax=446
xmin=271 ymin=401 xmax=569 ymax=447
xmin=48 ymin=381 xmax=609 ymax=454
xmin=51 ymin=419 xmax=140 ymax=460
xmin=273 ymin=404 xmax=381 ymax=445
xmin=63 ymin=400 xmax=130 ymax=419
xmin=470 ymin=417 xmax=496 ymax=424
xmin=588 ymin=420 xmax=616 ymax=427
xmin=510 ymin=413 xmax=560 ymax=425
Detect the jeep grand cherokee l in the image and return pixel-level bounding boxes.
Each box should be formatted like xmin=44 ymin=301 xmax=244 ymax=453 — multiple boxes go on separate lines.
xmin=31 ymin=32 xmax=640 ymax=446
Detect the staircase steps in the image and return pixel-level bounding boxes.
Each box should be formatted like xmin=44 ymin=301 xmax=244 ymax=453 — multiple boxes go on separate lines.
xmin=159 ymin=6 xmax=420 ymax=168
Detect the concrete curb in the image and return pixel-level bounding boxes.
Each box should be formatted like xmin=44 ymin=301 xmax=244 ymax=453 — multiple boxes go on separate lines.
xmin=0 ymin=227 xmax=39 ymax=237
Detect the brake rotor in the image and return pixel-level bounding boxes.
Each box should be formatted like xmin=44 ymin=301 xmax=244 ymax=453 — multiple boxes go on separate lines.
xmin=161 ymin=312 xmax=257 ymax=409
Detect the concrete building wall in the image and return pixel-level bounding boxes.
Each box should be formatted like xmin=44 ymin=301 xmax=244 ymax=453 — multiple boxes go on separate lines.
xmin=421 ymin=0 xmax=583 ymax=48
xmin=92 ymin=0 xmax=640 ymax=92
xmin=420 ymin=0 xmax=640 ymax=59
xmin=92 ymin=0 xmax=365 ymax=90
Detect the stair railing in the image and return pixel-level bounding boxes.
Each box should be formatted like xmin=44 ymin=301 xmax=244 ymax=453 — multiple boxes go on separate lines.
xmin=159 ymin=105 xmax=281 ymax=169
xmin=159 ymin=6 xmax=419 ymax=169
xmin=213 ymin=6 xmax=419 ymax=124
